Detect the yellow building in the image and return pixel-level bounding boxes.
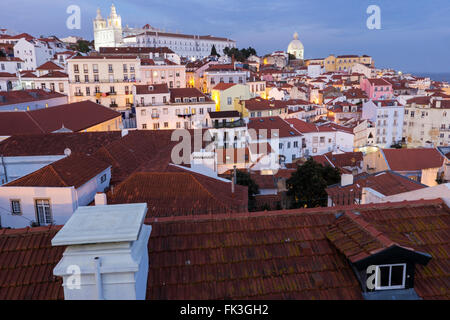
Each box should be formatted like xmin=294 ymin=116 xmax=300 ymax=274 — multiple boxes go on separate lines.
xmin=235 ymin=97 xmax=288 ymax=118
xmin=324 ymin=54 xmax=373 ymax=72
xmin=210 ymin=83 xmax=253 ymax=112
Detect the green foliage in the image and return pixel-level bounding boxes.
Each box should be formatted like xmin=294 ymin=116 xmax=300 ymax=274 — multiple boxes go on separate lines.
xmin=223 ymin=46 xmax=257 ymax=62
xmin=286 ymin=158 xmax=341 ymax=208
xmin=70 ymin=40 xmax=92 ymax=53
xmin=234 ymin=170 xmax=260 ymax=211
xmin=210 ymin=44 xmax=219 ymax=57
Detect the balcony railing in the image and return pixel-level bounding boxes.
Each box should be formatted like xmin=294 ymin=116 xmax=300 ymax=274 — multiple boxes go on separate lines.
xmin=213 ymin=119 xmax=246 ymax=129
xmin=74 ymin=92 xmax=84 ymax=96
xmin=108 ymin=91 xmax=117 ymax=96
xmin=151 ymin=114 xmax=160 ymax=119
xmin=109 ymin=103 xmax=118 ymax=108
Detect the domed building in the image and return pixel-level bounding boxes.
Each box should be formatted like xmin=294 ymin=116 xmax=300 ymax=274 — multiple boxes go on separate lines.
xmin=287 ymin=32 xmax=304 ymax=60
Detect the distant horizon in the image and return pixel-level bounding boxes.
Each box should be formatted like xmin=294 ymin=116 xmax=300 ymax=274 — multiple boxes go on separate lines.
xmin=1 ymin=0 xmax=449 ymax=73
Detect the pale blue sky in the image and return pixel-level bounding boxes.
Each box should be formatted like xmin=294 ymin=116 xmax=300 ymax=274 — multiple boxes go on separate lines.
xmin=1 ymin=0 xmax=449 ymax=73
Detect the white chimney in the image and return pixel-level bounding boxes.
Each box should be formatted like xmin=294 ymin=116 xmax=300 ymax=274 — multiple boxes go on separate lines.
xmin=436 ymin=100 xmax=442 ymax=108
xmin=52 ymin=203 xmax=151 ymax=300
xmin=121 ymin=129 xmax=129 ymax=137
xmin=94 ymin=192 xmax=107 ymax=205
xmin=341 ymin=173 xmax=354 ymax=187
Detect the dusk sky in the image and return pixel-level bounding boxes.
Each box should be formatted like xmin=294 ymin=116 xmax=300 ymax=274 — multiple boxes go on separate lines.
xmin=1 ymin=0 xmax=449 ymax=73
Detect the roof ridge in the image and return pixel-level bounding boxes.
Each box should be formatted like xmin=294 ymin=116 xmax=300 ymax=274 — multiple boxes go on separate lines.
xmin=189 ymin=173 xmax=233 ymax=211
xmin=48 ymin=163 xmax=70 ymax=187
xmin=145 ymin=198 xmax=445 ymax=224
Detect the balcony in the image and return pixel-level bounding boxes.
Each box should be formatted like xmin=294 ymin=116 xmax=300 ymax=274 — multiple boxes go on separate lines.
xmin=109 ymin=103 xmax=118 ymax=108
xmin=108 ymin=91 xmax=117 ymax=96
xmin=213 ymin=119 xmax=246 ymax=129
xmin=151 ymin=114 xmax=160 ymax=119
xmin=74 ymin=92 xmax=84 ymax=96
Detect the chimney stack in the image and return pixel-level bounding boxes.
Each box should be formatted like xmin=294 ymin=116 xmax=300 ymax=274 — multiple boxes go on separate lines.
xmin=94 ymin=192 xmax=107 ymax=205
xmin=341 ymin=173 xmax=354 ymax=187
xmin=52 ymin=203 xmax=151 ymax=300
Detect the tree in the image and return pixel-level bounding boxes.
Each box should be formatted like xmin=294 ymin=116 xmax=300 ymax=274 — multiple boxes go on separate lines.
xmin=223 ymin=46 xmax=257 ymax=62
xmin=70 ymin=40 xmax=92 ymax=53
xmin=286 ymin=158 xmax=341 ymax=208
xmin=233 ymin=170 xmax=259 ymax=211
xmin=210 ymin=44 xmax=219 ymax=57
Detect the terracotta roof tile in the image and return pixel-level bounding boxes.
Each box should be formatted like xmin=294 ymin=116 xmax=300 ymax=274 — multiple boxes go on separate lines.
xmin=382 ymin=148 xmax=445 ymax=171
xmin=5 ymin=154 xmax=110 ymax=188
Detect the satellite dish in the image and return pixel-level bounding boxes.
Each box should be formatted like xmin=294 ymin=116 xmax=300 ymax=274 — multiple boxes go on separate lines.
xmin=64 ymin=148 xmax=72 ymax=156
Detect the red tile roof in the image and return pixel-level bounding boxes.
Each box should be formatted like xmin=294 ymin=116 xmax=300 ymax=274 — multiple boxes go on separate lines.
xmin=248 ymin=116 xmax=302 ymax=138
xmin=36 ymin=61 xmax=63 ymax=71
xmin=0 ymin=89 xmax=65 ymax=107
xmin=1 ymin=199 xmax=449 ymax=300
xmin=169 ymin=88 xmax=211 ymax=103
xmin=5 ymin=154 xmax=110 ymax=188
xmin=0 ymin=226 xmax=64 ymax=300
xmin=382 ymin=148 xmax=445 ymax=171
xmin=366 ymin=78 xmax=392 ymax=86
xmin=326 ymin=171 xmax=426 ymax=206
xmin=108 ymin=169 xmax=248 ymax=218
xmin=135 ymin=83 xmax=169 ymax=95
xmin=0 ymin=101 xmax=121 ymax=136
xmin=212 ymin=82 xmax=236 ymax=91
xmin=0 ymin=132 xmax=121 ymax=156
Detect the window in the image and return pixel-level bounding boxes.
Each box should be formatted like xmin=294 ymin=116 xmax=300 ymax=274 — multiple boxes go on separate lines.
xmin=227 ymin=97 xmax=232 ymax=105
xmin=35 ymin=199 xmax=52 ymax=225
xmin=11 ymin=200 xmax=21 ymax=215
xmin=153 ymin=123 xmax=160 ymax=130
xmin=100 ymin=174 xmax=107 ymax=183
xmin=73 ymin=64 xmax=79 ymax=73
xmin=142 ymin=124 xmax=147 ymax=129
xmin=141 ymin=109 xmax=146 ymax=116
xmin=374 ymin=264 xmax=406 ymax=290
xmin=164 ymin=122 xmax=169 ymax=128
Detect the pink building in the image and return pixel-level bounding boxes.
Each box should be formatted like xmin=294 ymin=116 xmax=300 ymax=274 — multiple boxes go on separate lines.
xmin=360 ymin=78 xmax=393 ymax=100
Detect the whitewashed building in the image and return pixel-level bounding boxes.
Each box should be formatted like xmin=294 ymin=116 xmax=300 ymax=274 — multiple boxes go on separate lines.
xmin=0 ymin=154 xmax=111 ymax=228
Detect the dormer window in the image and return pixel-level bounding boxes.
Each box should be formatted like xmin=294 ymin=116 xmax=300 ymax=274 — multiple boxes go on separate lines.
xmin=148 ymin=86 xmax=154 ymax=91
xmin=190 ymin=97 xmax=197 ymax=102
xmin=374 ymin=264 xmax=406 ymax=290
xmin=175 ymin=98 xmax=181 ymax=103
xmin=183 ymin=98 xmax=190 ymax=103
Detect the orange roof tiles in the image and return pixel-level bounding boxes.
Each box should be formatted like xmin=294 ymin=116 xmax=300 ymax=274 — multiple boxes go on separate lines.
xmin=1 ymin=199 xmax=449 ymax=299
xmin=0 ymin=131 xmax=121 ymax=156
xmin=0 ymin=101 xmax=121 ymax=136
xmin=326 ymin=171 xmax=426 ymax=206
xmin=5 ymin=154 xmax=110 ymax=188
xmin=382 ymin=148 xmax=445 ymax=171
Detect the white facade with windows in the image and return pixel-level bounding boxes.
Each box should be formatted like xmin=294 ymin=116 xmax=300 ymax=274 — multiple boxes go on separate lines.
xmin=0 ymin=167 xmax=111 ymax=228
xmin=13 ymin=38 xmax=55 ymax=71
xmin=67 ymin=56 xmax=140 ymax=110
xmin=362 ymin=100 xmax=404 ymax=148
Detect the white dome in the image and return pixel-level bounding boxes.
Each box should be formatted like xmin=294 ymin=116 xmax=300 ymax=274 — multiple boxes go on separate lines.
xmin=287 ymin=32 xmax=304 ymax=60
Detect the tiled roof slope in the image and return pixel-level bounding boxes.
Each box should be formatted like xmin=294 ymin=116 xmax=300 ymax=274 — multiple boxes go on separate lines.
xmin=0 ymin=226 xmax=64 ymax=300
xmin=326 ymin=171 xmax=426 ymax=206
xmin=5 ymin=154 xmax=110 ymax=188
xmin=108 ymin=171 xmax=248 ymax=218
xmin=0 ymin=101 xmax=121 ymax=136
xmin=0 ymin=199 xmax=448 ymax=300
xmin=146 ymin=199 xmax=449 ymax=300
xmin=326 ymin=202 xmax=450 ymax=299
xmin=383 ymin=148 xmax=445 ymax=171
xmin=0 ymin=132 xmax=121 ymax=156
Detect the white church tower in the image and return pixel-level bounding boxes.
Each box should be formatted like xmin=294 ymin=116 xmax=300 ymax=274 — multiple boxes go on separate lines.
xmin=93 ymin=4 xmax=123 ymax=51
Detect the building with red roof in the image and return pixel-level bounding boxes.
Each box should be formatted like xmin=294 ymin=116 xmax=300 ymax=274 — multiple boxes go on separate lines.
xmin=1 ymin=198 xmax=448 ymax=300
xmin=0 ymin=154 xmax=111 ymax=228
